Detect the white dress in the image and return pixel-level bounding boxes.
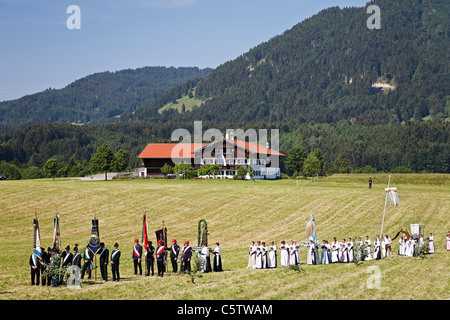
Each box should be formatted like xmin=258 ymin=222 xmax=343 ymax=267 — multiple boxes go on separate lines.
xmin=398 ymin=238 xmax=405 ymax=256
xmin=262 ymin=246 xmax=268 ymax=268
xmin=331 ymin=241 xmax=339 ymax=263
xmin=405 ymin=240 xmax=414 ymax=257
xmin=289 ymin=244 xmax=297 ymax=265
xmin=255 ymin=245 xmax=263 ymax=269
xmin=247 ymin=245 xmax=256 ymax=268
xmin=268 ymin=245 xmax=277 ymax=268
xmin=427 ymin=236 xmax=435 ymax=254
xmin=373 ymin=239 xmax=380 ymax=259
xmin=364 ymin=240 xmax=372 ymax=261
xmin=338 ymin=242 xmax=348 ymax=263
xmin=347 ymin=241 xmax=354 ymax=262
xmin=280 ymin=244 xmax=289 ymax=266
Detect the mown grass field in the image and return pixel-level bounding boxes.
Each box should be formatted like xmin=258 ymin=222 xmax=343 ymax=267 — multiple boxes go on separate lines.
xmin=0 ymin=174 xmax=449 ymax=300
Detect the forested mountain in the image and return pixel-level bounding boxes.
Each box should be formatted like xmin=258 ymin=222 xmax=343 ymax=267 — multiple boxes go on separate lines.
xmin=131 ymin=0 xmax=449 ymax=125
xmin=0 ymin=66 xmax=212 ymax=129
xmin=1 ymin=0 xmax=449 ymax=177
xmin=1 ymin=120 xmax=448 ymax=175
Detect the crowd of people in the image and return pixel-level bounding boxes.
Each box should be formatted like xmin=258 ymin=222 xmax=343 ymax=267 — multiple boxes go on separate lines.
xmin=247 ymin=232 xmax=443 ymax=269
xmin=29 ymin=239 xmax=222 ymax=287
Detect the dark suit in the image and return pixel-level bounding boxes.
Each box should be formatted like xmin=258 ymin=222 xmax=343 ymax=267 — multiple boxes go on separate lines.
xmin=170 ymin=243 xmax=180 ymax=272
xmin=181 ymin=246 xmax=192 ymax=273
xmin=41 ymin=251 xmax=51 ymax=286
xmin=61 ymin=251 xmax=73 ymax=267
xmin=99 ymin=247 xmax=109 ymax=281
xmin=156 ymin=245 xmax=166 ymax=277
xmin=29 ymin=254 xmax=41 ymax=285
xmin=111 ymin=249 xmax=121 ymax=281
xmin=146 ymin=245 xmax=155 ymax=276
xmin=81 ymin=249 xmax=94 ymax=279
xmin=132 ymin=244 xmax=142 ymax=275
xmin=72 ymin=252 xmax=82 ymax=268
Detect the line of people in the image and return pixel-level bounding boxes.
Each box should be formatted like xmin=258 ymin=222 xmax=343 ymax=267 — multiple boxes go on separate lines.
xmin=247 ymin=233 xmax=439 ymax=269
xmin=131 ymin=239 xmax=222 ymax=277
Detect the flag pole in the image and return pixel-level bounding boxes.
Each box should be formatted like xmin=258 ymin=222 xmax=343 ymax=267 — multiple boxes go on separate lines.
xmin=94 ymin=213 xmax=97 ymax=282
xmin=380 ymin=175 xmax=391 ymax=238
xmin=143 ymin=212 xmax=147 ymax=275
xmin=163 ymin=220 xmax=168 ymax=272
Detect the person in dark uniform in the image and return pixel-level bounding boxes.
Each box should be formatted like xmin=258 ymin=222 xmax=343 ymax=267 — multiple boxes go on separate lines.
xmin=170 ymin=239 xmax=180 ymax=273
xmin=61 ymin=245 xmax=73 ymax=284
xmin=146 ymin=241 xmax=155 ymax=276
xmin=42 ymin=247 xmax=51 ymax=286
xmin=72 ymin=246 xmax=82 ymax=269
xmin=50 ymin=247 xmax=61 ymax=287
xmin=29 ymin=253 xmax=41 ymax=285
xmin=156 ymin=240 xmax=166 ymax=277
xmin=132 ymin=239 xmax=142 ymax=275
xmin=80 ymin=245 xmax=94 ymax=280
xmin=181 ymin=241 xmax=192 ymax=274
xmin=369 ymin=177 xmax=373 ymax=188
xmin=111 ymin=243 xmax=121 ymax=281
xmin=98 ymin=242 xmax=109 ymax=281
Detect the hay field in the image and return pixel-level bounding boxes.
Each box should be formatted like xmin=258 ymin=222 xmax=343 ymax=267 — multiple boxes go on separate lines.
xmin=0 ymin=174 xmax=449 ymax=300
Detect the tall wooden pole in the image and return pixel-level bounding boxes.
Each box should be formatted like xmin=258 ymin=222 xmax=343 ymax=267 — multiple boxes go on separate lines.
xmin=380 ymin=175 xmax=391 ymax=238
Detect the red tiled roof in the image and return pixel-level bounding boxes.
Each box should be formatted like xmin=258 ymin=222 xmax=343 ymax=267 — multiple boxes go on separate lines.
xmin=138 ymin=143 xmax=207 ymax=159
xmin=138 ymin=141 xmax=285 ymax=159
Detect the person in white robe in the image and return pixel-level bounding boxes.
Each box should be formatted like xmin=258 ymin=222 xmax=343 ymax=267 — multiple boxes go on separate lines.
xmin=280 ymin=241 xmax=289 ymax=266
xmin=446 ymin=232 xmax=450 ymax=251
xmin=339 ymin=239 xmax=348 ymax=263
xmin=364 ymin=236 xmax=372 ymax=261
xmin=347 ymin=238 xmax=354 ymax=262
xmin=384 ymin=235 xmax=393 ymax=258
xmin=373 ymin=235 xmax=381 ymax=260
xmin=405 ymin=238 xmax=414 ymax=257
xmin=213 ymin=242 xmax=222 ymax=272
xmin=307 ymin=240 xmax=316 ymax=265
xmin=398 ymin=236 xmax=405 ymax=256
xmin=381 ymin=237 xmax=386 ymax=257
xmin=268 ymin=241 xmax=277 ymax=268
xmin=294 ymin=241 xmax=300 ymax=265
xmin=255 ymin=241 xmax=263 ymax=269
xmin=261 ymin=242 xmax=268 ymax=268
xmin=426 ymin=233 xmax=435 ymax=254
xmin=247 ymin=241 xmax=256 ymax=268
xmin=320 ymin=240 xmax=329 ymax=264
xmin=355 ymin=237 xmax=363 ymax=261
xmin=200 ymin=242 xmax=211 ymax=273
xmin=289 ymin=241 xmax=297 ymax=265
xmin=331 ymin=238 xmax=339 ymax=263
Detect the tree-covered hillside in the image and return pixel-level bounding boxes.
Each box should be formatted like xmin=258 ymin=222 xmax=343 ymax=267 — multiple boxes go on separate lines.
xmin=0 ymin=66 xmax=212 ymax=129
xmin=133 ymin=0 xmax=449 ymax=125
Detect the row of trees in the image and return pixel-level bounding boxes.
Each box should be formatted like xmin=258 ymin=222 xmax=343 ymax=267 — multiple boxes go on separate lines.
xmin=0 ymin=143 xmax=129 ymax=180
xmin=284 ymin=147 xmax=325 ymax=179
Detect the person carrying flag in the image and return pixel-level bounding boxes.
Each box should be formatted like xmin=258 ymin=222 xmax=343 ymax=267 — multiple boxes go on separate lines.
xmin=80 ymin=244 xmax=94 ymax=280
xmin=156 ymin=240 xmax=166 ymax=277
xmin=29 ymin=252 xmax=41 ymax=286
xmin=146 ymin=240 xmax=155 ymax=276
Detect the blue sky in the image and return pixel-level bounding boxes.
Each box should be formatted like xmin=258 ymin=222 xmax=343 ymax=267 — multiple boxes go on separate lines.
xmin=0 ymin=0 xmax=368 ymax=102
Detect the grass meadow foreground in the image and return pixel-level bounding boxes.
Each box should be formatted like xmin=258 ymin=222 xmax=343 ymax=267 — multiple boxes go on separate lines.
xmin=0 ymin=174 xmax=449 ymax=300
